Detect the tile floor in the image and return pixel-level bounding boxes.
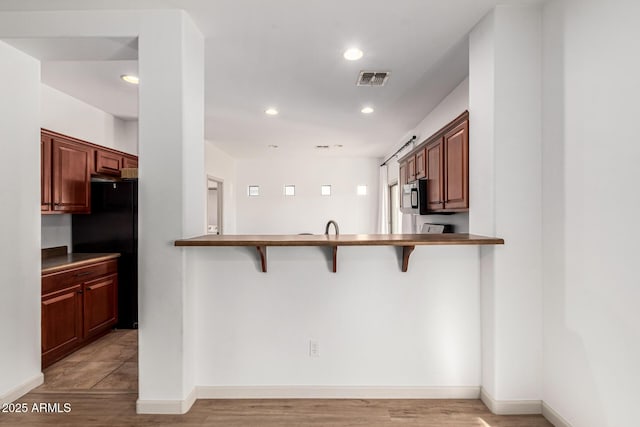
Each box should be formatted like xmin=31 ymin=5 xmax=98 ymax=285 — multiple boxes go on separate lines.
xmin=35 ymin=329 xmax=138 ymax=393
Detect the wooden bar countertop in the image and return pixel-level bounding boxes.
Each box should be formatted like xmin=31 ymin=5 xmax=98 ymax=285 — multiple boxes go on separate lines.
xmin=174 ymin=233 xmax=504 ymax=247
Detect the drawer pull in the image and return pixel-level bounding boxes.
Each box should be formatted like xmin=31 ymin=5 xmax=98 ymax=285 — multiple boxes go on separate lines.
xmin=75 ymin=272 xmax=92 ymax=277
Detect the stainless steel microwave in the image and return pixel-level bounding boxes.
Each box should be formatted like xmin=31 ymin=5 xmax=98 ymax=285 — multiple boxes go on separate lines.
xmin=400 ymin=178 xmax=428 ymax=215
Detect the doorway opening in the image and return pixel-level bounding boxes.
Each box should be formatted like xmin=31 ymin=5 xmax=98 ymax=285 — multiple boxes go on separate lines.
xmin=389 ymin=182 xmax=400 ymax=234
xmin=207 ymin=176 xmax=224 ymax=234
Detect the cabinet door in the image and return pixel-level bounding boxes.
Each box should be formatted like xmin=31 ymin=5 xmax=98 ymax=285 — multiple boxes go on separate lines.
xmin=399 ymin=162 xmax=408 ymax=187
xmin=407 ymin=156 xmax=416 ymax=182
xmin=52 ymin=138 xmax=91 ymax=213
xmin=444 ymin=120 xmax=469 ymax=210
xmin=42 ymin=284 xmax=83 ymax=367
xmin=83 ymin=274 xmax=118 ymax=340
xmin=95 ymin=149 xmax=122 ymax=176
xmin=415 ymin=148 xmax=426 ymax=179
xmin=122 ymin=155 xmax=138 ymax=169
xmin=41 ymin=135 xmax=52 ymax=212
xmin=425 ymin=138 xmax=444 ymax=211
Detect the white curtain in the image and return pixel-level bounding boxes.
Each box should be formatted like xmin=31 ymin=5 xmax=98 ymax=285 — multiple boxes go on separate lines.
xmin=377 ymin=165 xmax=390 ymax=234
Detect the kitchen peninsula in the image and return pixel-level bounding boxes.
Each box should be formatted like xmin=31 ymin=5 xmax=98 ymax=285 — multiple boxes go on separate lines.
xmin=175 ymin=233 xmax=504 ymax=272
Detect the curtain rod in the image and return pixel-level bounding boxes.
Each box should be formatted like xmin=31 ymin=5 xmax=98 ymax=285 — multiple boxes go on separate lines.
xmin=380 ymin=135 xmax=416 ymax=167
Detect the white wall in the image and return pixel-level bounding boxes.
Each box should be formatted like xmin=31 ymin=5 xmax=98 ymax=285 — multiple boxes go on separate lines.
xmin=41 ymin=84 xmax=137 ymax=154
xmin=41 ymin=215 xmax=72 ymax=250
xmin=542 ymin=1 xmax=640 ymax=426
xmin=40 ymin=84 xmax=139 ymax=251
xmin=235 ymin=157 xmax=378 ymax=234
xmin=469 ymin=5 xmax=543 ymax=404
xmin=0 ymin=41 xmax=43 ymax=403
xmin=191 ymin=245 xmax=481 ymax=394
xmin=205 ymin=141 xmax=237 ymax=234
xmin=384 ymin=78 xmax=470 ymax=234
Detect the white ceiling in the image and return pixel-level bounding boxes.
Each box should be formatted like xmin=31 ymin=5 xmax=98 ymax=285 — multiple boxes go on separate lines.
xmin=0 ymin=0 xmax=539 ymax=158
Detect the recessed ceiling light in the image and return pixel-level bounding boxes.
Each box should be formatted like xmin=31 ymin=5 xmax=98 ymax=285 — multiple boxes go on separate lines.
xmin=120 ymin=74 xmax=139 ymax=85
xmin=361 ymin=106 xmax=374 ymax=114
xmin=343 ymin=48 xmax=363 ymax=61
xmin=265 ymin=108 xmax=279 ymax=116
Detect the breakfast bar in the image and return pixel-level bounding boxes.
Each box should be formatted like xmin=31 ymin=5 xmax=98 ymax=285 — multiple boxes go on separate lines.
xmin=175 ymin=233 xmax=504 ymax=272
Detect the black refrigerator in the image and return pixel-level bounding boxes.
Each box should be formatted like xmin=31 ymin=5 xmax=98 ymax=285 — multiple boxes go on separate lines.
xmin=72 ymin=179 xmax=138 ymax=329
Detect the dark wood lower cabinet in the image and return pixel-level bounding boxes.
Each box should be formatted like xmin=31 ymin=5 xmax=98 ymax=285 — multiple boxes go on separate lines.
xmin=42 ymin=260 xmax=118 ymax=368
xmin=41 ymin=285 xmax=83 ymax=366
xmin=83 ymin=274 xmax=118 ymax=340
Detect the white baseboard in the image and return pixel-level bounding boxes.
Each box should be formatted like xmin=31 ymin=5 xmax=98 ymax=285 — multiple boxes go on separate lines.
xmin=542 ymin=402 xmax=572 ymax=427
xmin=136 ymin=387 xmax=196 ymax=414
xmin=480 ymin=387 xmax=542 ymax=415
xmin=196 ymin=385 xmax=481 ymax=399
xmin=0 ymin=373 xmax=44 ymax=405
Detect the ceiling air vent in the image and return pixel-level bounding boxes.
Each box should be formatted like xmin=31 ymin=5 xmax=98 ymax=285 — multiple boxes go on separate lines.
xmin=357 ymin=71 xmax=390 ymax=86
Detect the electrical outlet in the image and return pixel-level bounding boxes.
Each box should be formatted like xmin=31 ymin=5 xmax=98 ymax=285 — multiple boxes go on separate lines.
xmin=309 ymin=340 xmax=319 ymax=357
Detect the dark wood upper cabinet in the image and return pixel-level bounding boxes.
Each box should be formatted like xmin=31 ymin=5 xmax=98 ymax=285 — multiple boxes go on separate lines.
xmin=397 ymin=111 xmax=469 ymax=214
xmin=122 ymin=155 xmax=138 ymax=169
xmin=425 ymin=138 xmax=445 ymax=211
xmin=95 ymin=149 xmax=122 ymax=177
xmin=444 ymin=120 xmax=469 ymax=210
xmin=41 ymin=129 xmax=138 ymax=215
xmin=51 ymin=138 xmax=92 ymax=214
xmin=415 ymin=148 xmax=426 ymax=180
xmin=399 ymin=161 xmax=408 ymax=187
xmin=407 ymin=155 xmax=416 ymax=182
xmin=41 ymin=135 xmax=52 ymax=212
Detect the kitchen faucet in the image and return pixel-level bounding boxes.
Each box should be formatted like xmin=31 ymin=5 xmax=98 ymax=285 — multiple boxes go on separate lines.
xmin=324 ymin=220 xmax=339 ymax=236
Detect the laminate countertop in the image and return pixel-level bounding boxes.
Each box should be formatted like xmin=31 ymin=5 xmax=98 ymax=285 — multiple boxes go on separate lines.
xmin=174 ymin=233 xmax=504 ymax=247
xmin=42 ymin=253 xmax=121 ymax=275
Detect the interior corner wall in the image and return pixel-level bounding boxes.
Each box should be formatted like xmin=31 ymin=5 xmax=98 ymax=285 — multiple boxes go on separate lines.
xmin=0 ymin=41 xmax=42 ymax=402
xmin=541 ymin=1 xmax=640 ymax=426
xmin=469 ymin=5 xmax=542 ymax=402
xmin=205 ymin=141 xmax=237 ymax=234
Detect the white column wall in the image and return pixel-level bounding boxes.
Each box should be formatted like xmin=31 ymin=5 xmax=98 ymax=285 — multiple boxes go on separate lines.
xmin=137 ymin=10 xmax=204 ymax=411
xmin=469 ymin=5 xmax=543 ymax=403
xmin=0 ymin=41 xmax=43 ymax=403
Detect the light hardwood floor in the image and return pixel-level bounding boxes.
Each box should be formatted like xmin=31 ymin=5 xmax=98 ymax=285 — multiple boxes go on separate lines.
xmin=1 ymin=331 xmax=553 ymax=426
